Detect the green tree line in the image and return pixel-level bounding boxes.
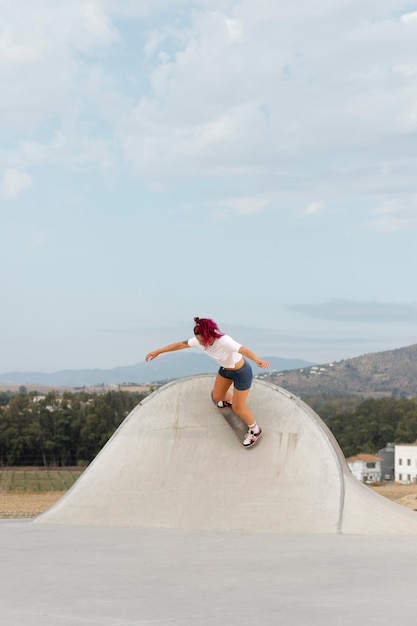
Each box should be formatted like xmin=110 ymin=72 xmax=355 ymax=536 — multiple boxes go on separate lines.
xmin=2 ymin=390 xmax=417 ymax=465
xmin=304 ymin=395 xmax=417 ymax=457
xmin=0 ymin=390 xmax=146 ymax=466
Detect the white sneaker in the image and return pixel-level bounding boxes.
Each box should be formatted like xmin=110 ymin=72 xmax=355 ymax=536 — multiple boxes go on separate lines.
xmin=217 ymin=400 xmax=232 ymax=409
xmin=243 ymin=427 xmax=262 ymax=447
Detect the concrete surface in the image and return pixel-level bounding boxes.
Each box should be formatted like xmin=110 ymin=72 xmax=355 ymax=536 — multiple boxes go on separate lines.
xmin=4 ymin=376 xmax=417 ymax=625
xmin=2 ymin=521 xmax=417 ymax=626
xmin=36 ymin=376 xmax=417 ymax=533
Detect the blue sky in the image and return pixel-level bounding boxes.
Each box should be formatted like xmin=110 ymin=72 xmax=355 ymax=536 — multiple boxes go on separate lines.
xmin=2 ymin=0 xmax=417 ymax=373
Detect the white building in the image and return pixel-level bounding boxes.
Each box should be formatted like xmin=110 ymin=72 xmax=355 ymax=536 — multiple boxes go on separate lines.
xmin=394 ymin=442 xmax=417 ymax=484
xmin=346 ymin=454 xmax=382 ymax=484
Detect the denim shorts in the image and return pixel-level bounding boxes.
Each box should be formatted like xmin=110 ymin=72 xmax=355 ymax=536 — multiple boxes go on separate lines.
xmin=218 ymin=358 xmax=253 ymax=391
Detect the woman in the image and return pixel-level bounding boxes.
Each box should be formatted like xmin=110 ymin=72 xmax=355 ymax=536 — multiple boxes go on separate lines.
xmin=145 ymin=317 xmax=270 ymax=447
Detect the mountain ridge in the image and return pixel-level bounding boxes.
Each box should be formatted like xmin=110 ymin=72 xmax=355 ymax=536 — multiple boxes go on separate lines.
xmin=263 ymin=343 xmax=417 ymax=397
xmin=3 ymin=343 xmax=417 ymax=396
xmin=0 ymin=354 xmax=313 ymax=387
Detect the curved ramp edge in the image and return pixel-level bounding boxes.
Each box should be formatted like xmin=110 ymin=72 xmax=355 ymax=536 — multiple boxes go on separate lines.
xmin=35 ymin=376 xmax=417 ymax=534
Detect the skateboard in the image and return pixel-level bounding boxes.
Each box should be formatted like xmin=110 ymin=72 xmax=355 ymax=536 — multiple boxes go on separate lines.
xmin=211 ymin=394 xmax=262 ymax=448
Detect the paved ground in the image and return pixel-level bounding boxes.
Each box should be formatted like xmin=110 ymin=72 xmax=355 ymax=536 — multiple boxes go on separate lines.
xmin=2 ymin=520 xmax=417 ymax=626
xmin=4 ymin=376 xmax=417 ymax=625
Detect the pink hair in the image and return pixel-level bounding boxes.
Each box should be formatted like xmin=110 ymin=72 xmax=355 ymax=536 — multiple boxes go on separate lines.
xmin=193 ymin=317 xmax=224 ymax=346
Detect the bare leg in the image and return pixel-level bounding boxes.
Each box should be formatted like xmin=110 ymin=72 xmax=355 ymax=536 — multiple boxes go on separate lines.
xmin=230 ymin=388 xmax=255 ymax=427
xmin=212 ymin=376 xmax=256 ymax=429
xmin=212 ymin=374 xmax=233 ymax=404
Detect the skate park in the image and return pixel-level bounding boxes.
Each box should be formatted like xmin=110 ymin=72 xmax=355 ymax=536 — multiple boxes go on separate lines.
xmin=3 ymin=375 xmax=417 ymax=625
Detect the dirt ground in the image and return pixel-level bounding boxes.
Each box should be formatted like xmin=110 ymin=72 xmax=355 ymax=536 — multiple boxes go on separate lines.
xmin=2 ymin=484 xmax=417 ymax=519
xmin=371 ymin=483 xmax=417 ymax=511
xmin=0 ymin=492 xmax=65 ymax=519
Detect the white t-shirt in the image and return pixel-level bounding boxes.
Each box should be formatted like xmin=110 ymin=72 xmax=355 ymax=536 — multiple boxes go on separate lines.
xmin=188 ymin=334 xmax=242 ymax=368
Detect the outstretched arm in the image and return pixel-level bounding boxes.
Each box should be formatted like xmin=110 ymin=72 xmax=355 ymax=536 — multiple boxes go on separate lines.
xmin=145 ymin=341 xmax=189 ymax=362
xmin=239 ymin=346 xmax=270 ymax=369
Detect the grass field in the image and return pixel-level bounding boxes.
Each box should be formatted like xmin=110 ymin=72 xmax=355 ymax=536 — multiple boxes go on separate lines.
xmin=0 ymin=467 xmax=84 ymax=492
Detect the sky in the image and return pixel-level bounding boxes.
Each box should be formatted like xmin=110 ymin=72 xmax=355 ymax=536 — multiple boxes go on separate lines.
xmin=1 ymin=0 xmax=417 ymax=373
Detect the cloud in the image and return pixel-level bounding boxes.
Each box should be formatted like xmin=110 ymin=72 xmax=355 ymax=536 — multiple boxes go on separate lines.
xmin=225 ymin=17 xmax=243 ymax=42
xmin=211 ymin=195 xmax=271 ymax=220
xmin=393 ymin=64 xmax=417 ymax=76
xmin=0 ymin=26 xmax=41 ymax=63
xmin=178 ymin=193 xmax=271 ymax=222
xmin=19 ymin=132 xmax=114 ymax=170
xmin=112 ymin=0 xmax=417 ymax=210
xmin=400 ymin=11 xmax=417 ymax=24
xmin=302 ymin=201 xmax=327 ymax=216
xmin=287 ymin=299 xmax=417 ymax=324
xmin=2 ymin=0 xmax=417 ymax=212
xmin=361 ymin=197 xmax=417 ymax=232
xmin=1 ymin=168 xmax=32 ymax=199
xmin=0 ymin=1 xmax=121 ymax=169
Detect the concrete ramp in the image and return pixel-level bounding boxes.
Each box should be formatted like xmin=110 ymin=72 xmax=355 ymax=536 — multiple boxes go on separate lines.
xmin=35 ymin=376 xmax=417 ymax=534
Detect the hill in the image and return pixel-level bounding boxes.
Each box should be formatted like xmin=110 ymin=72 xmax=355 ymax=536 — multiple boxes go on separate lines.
xmin=262 ymin=344 xmax=417 ymax=398
xmin=4 ymin=344 xmax=417 ymax=396
xmin=0 ymin=354 xmax=312 ymax=388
